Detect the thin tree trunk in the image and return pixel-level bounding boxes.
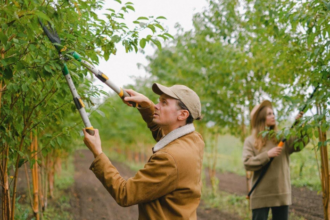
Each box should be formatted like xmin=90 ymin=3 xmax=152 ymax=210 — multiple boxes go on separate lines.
xmin=48 ymin=155 xmax=54 ymax=199
xmin=24 ymin=163 xmax=33 ymax=208
xmin=44 ymin=155 xmax=49 ymax=210
xmin=11 ymin=131 xmax=28 ymax=220
xmin=134 ymin=152 xmax=139 ymax=163
xmin=31 ymin=134 xmax=39 ymax=220
xmin=317 ymin=105 xmax=330 ymax=219
xmin=3 ymin=144 xmax=11 ymax=220
xmin=55 ymin=156 xmax=62 ymax=177
xmin=39 ymin=156 xmax=44 ymax=212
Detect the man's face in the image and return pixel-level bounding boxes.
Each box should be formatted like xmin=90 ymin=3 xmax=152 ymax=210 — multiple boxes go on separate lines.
xmin=153 ymin=94 xmax=180 ymax=126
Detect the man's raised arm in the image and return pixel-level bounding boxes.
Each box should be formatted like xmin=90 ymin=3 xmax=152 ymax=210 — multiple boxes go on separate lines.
xmin=123 ymin=89 xmax=163 ymax=142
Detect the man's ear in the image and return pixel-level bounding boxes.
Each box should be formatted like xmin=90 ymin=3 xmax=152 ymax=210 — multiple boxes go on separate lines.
xmin=177 ymin=109 xmax=189 ymax=122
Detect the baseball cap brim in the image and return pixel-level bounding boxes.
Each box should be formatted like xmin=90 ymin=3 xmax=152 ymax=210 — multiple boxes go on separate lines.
xmin=152 ymin=83 xmax=179 ymax=99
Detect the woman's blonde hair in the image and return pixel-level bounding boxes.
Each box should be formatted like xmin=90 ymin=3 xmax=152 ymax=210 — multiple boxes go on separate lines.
xmin=252 ymin=106 xmax=278 ymax=151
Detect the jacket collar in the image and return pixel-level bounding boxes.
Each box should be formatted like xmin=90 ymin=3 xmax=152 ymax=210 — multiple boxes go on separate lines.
xmin=153 ymin=123 xmax=195 ymax=153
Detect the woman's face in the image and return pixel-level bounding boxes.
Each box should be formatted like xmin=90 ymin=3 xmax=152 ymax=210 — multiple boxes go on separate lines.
xmin=265 ymin=107 xmax=276 ymax=127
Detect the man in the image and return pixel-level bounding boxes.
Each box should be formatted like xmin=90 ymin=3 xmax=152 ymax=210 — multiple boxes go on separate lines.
xmin=83 ymin=83 xmax=204 ymax=220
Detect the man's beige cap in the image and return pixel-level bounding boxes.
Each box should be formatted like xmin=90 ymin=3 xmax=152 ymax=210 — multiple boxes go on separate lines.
xmin=152 ymin=83 xmax=202 ymax=120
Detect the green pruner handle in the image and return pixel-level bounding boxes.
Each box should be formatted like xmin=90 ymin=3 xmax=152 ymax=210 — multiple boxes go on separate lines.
xmin=119 ymin=88 xmax=139 ymax=108
xmin=86 ymin=127 xmax=95 ymax=136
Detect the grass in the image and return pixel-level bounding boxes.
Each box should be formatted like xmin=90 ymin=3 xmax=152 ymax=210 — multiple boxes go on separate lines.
xmin=201 ymin=186 xmax=250 ymax=219
xmin=204 ymin=134 xmax=246 ymax=176
xmin=41 ymin=157 xmax=75 ymax=220
xmin=15 ymin=157 xmax=75 ymax=220
xmin=54 ymin=157 xmax=74 ymax=191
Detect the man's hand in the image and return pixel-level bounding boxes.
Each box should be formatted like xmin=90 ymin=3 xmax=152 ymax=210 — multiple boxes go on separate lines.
xmin=123 ymin=89 xmax=152 ymax=108
xmin=83 ymin=129 xmax=103 ymax=158
xmin=267 ymin=147 xmax=282 ymax=158
xmin=295 ymin=111 xmax=304 ymax=121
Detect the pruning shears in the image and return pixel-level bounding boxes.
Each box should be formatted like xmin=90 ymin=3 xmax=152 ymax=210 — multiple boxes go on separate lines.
xmin=39 ymin=20 xmax=95 ymax=135
xmin=39 ymin=20 xmax=138 ymax=135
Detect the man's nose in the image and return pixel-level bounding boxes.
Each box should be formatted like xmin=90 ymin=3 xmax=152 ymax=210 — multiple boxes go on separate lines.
xmin=155 ymin=103 xmax=160 ymax=110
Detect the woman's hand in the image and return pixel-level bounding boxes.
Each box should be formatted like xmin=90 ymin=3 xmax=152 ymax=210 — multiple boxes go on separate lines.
xmin=123 ymin=89 xmax=152 ymax=108
xmin=83 ymin=129 xmax=103 ymax=158
xmin=295 ymin=111 xmax=304 ymax=121
xmin=267 ymin=147 xmax=283 ymax=158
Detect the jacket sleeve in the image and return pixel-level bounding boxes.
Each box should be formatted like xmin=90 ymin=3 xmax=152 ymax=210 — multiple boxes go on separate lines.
xmin=285 ymin=134 xmax=309 ymax=154
xmin=242 ymin=138 xmax=270 ymax=171
xmin=89 ymin=152 xmax=178 ymax=207
xmin=138 ymin=101 xmax=163 ymax=141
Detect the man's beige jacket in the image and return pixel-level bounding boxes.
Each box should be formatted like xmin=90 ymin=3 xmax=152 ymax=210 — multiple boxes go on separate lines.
xmin=89 ymin=102 xmax=205 ymax=219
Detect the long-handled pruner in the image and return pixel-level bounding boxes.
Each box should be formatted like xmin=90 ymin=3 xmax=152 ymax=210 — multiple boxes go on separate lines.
xmin=246 ymin=84 xmax=320 ymax=199
xmin=71 ymin=52 xmax=139 ymax=107
xmin=39 ymin=20 xmax=95 ymax=135
xmin=40 ymin=21 xmax=138 ymax=108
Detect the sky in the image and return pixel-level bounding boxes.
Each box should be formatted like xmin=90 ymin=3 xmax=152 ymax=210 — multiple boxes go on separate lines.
xmin=94 ymin=0 xmax=208 ymax=93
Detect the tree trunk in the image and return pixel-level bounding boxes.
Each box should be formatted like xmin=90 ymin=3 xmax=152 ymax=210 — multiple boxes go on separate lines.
xmin=48 ymin=155 xmax=54 ymax=199
xmin=31 ymin=135 xmax=39 ymax=220
xmin=55 ymin=156 xmax=62 ymax=177
xmin=317 ymin=105 xmax=330 ymax=219
xmin=2 ymin=144 xmax=11 ymax=220
xmin=24 ymin=163 xmax=33 ymax=208
xmin=39 ymin=156 xmax=44 ymax=212
xmin=134 ymin=152 xmax=139 ymax=163
xmin=44 ymin=155 xmax=49 ymax=209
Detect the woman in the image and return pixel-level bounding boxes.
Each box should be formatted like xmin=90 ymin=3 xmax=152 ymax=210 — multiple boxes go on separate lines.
xmin=242 ymin=100 xmax=307 ymax=220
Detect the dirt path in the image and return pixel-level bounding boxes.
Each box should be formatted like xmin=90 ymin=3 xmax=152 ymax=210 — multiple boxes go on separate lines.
xmin=205 ymin=171 xmax=324 ymax=220
xmin=70 ymin=150 xmax=139 ymax=220
xmin=71 ymin=149 xmax=241 ymax=220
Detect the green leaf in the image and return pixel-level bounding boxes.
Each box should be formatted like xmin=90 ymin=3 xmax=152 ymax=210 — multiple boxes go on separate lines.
xmin=147 ymin=24 xmax=156 ymax=33
xmin=126 ymin=5 xmax=135 ymax=11
xmin=18 ymin=158 xmax=27 ymax=168
xmin=155 ymin=24 xmax=164 ymax=31
xmin=163 ymin=33 xmax=174 ymax=39
xmin=112 ymin=35 xmax=121 ymax=43
xmin=151 ymin=39 xmax=162 ymax=50
xmin=137 ymin=16 xmax=149 ymax=20
xmin=140 ymin=38 xmax=146 ymax=48
xmin=35 ymin=11 xmax=51 ymax=22
xmin=156 ymin=16 xmax=166 ymax=20
xmin=4 ymin=67 xmax=13 ymax=79
xmin=314 ymin=47 xmax=320 ymax=56
xmin=104 ymin=49 xmax=110 ymax=61
xmin=106 ymin=8 xmax=115 ymax=12
xmin=44 ymin=65 xmax=52 ymax=73
xmin=0 ymin=32 xmax=8 ymax=44
xmin=57 ymin=137 xmax=62 ymax=146
xmin=21 ymin=83 xmax=28 ymax=92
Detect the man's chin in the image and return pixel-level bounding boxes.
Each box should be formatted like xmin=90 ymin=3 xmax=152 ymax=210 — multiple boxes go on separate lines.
xmin=152 ymin=118 xmax=162 ymax=125
xmin=152 ymin=118 xmax=159 ymax=123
